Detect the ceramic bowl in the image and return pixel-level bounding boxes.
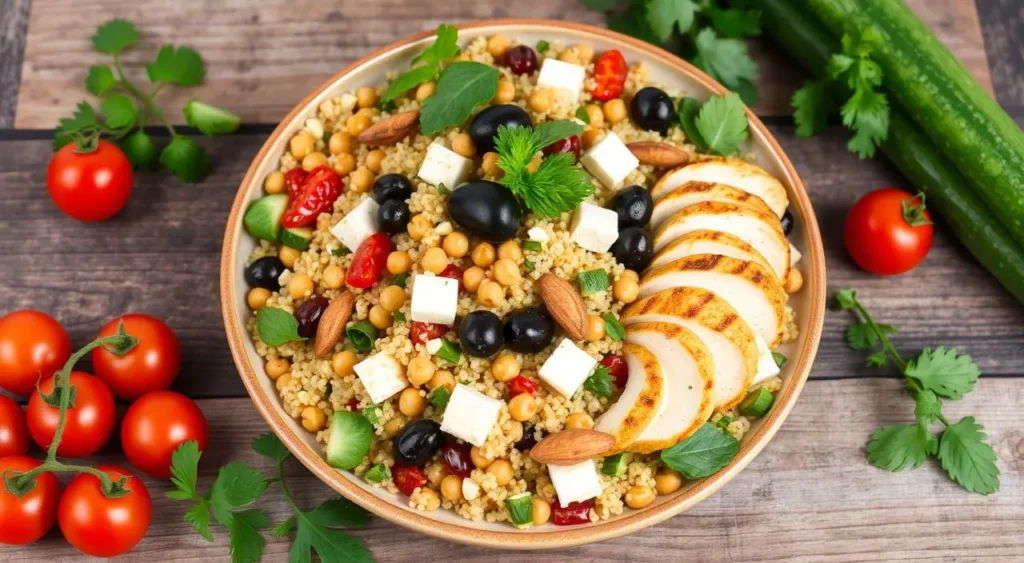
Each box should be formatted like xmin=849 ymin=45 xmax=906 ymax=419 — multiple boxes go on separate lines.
xmin=221 ymin=18 xmax=826 ymax=549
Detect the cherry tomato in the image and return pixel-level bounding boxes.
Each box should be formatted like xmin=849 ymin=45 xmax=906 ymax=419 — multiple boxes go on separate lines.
xmin=552 ymin=499 xmax=594 ymax=525
xmin=507 ymin=375 xmax=538 ymax=396
xmin=285 ymin=167 xmax=308 ymax=200
xmin=121 ymin=391 xmax=208 ymax=478
xmin=392 ymin=464 xmax=427 ymax=496
xmin=410 ymin=321 xmax=447 ymax=346
xmin=0 ymin=310 xmax=71 ymax=396
xmin=59 ymin=466 xmax=151 ymax=557
xmin=601 ymin=354 xmax=628 ymax=387
xmin=91 ymin=314 xmax=181 ymax=400
xmin=346 ymin=398 xmax=361 ymax=411
xmin=0 ymin=396 xmax=29 ymax=458
xmin=591 ymin=50 xmax=628 ymax=101
xmin=439 ymin=263 xmax=464 ymax=291
xmin=0 ymin=456 xmax=59 ymax=545
xmin=47 ymin=140 xmax=133 ymax=221
xmin=346 ymin=233 xmax=394 ymax=289
xmin=282 ymin=166 xmax=343 ymax=228
xmin=542 ymin=135 xmax=581 ymax=162
xmin=844 ymin=188 xmax=934 ymax=276
xmin=27 ymin=371 xmax=115 ymax=458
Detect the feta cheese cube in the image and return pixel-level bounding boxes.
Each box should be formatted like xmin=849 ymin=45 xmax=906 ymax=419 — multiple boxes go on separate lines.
xmin=353 ymin=353 xmax=409 ymax=404
xmin=440 ymin=384 xmax=503 ymax=446
xmin=539 ymin=338 xmax=598 ymax=398
xmin=789 ymin=242 xmax=802 ymax=267
xmin=410 ymin=274 xmax=459 ymax=325
xmin=425 ymin=338 xmax=444 ymax=355
xmin=462 ymin=478 xmax=481 ymax=500
xmin=527 ymin=227 xmax=550 ymax=243
xmin=339 ymin=93 xmax=358 ymax=113
xmin=417 ymin=143 xmax=474 ymax=190
xmin=751 ymin=335 xmax=781 ymax=386
xmin=570 ymin=202 xmax=619 ymax=253
xmin=536 ymin=58 xmax=586 ymax=103
xmin=330 ymin=197 xmax=379 ymax=252
xmin=548 ymin=460 xmax=603 ymax=507
xmin=580 ymin=131 xmax=638 ymax=188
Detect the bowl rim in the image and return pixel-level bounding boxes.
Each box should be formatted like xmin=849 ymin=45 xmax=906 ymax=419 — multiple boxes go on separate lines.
xmin=220 ymin=18 xmax=826 ymax=550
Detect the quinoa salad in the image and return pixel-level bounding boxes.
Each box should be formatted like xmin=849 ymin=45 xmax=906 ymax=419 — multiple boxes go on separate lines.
xmin=240 ymin=25 xmax=803 ymax=529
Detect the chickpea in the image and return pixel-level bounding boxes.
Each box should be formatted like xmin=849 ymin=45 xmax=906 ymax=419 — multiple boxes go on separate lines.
xmin=442 ymin=232 xmax=469 ymax=259
xmin=624 ymin=485 xmax=656 ymax=509
xmin=289 ymin=131 xmax=316 ymax=160
xmin=288 ymin=273 xmax=314 ymax=299
xmin=346 ymin=113 xmax=372 ymax=137
xmin=493 ymin=80 xmax=516 ymax=104
xmin=302 ymin=151 xmax=328 ymax=171
xmin=491 ymin=353 xmax=521 ymax=382
xmin=421 ymin=247 xmax=449 ymax=274
xmin=493 ymin=258 xmax=521 ymax=287
xmin=470 ymin=446 xmax=493 ymax=469
xmin=451 ymin=133 xmax=476 ymax=159
xmin=429 ymin=370 xmax=455 ymax=393
xmin=275 ymin=373 xmax=293 ymax=393
xmin=425 ymin=463 xmax=448 ymax=487
xmin=383 ymin=415 xmax=406 ymax=437
xmin=369 ymin=304 xmax=392 ymax=330
xmin=331 ymin=351 xmax=358 ymax=376
xmin=349 ymin=166 xmax=374 ymax=193
xmin=264 ymin=171 xmax=286 ymax=194
xmin=565 ymin=412 xmax=594 ymax=430
xmin=497 ymin=240 xmax=524 ymax=264
xmin=487 ymin=460 xmax=514 ymax=486
xmin=532 ymin=498 xmax=551 ymax=525
xmin=247 ymin=287 xmax=271 ymax=310
xmin=785 ymin=269 xmax=804 ymax=294
xmin=558 ymin=50 xmax=581 ymax=65
xmin=528 ymin=88 xmax=553 ymax=113
xmin=477 ymin=280 xmax=505 ymax=308
xmin=582 ymin=127 xmax=601 ymax=149
xmin=398 ymin=387 xmax=426 ymax=417
xmin=415 ymin=81 xmax=436 ymax=102
xmin=356 ymin=107 xmax=379 ymax=119
xmin=471 ymin=242 xmax=496 ymax=268
xmin=356 ymin=86 xmax=379 ymax=108
xmin=654 ymin=469 xmax=683 ymax=495
xmin=266 ymin=358 xmax=291 ymax=380
xmin=408 ymin=214 xmax=433 ymax=241
xmin=603 ymin=99 xmax=627 ymax=124
xmin=407 ymin=357 xmax=437 ymax=387
xmin=323 ymin=265 xmax=345 ymax=289
xmin=328 ymin=131 xmax=354 ymax=155
xmin=278 ymin=246 xmax=300 ymax=268
xmin=577 ymin=44 xmax=595 ymax=64
xmin=508 ymin=393 xmax=538 ymax=422
xmin=387 ymin=251 xmax=413 ymax=275
xmin=462 ymin=266 xmax=487 ymax=293
xmin=441 ymin=475 xmax=464 ymax=502
xmin=613 ymin=276 xmax=639 ymax=303
xmin=486 ymin=34 xmax=511 ymax=58
xmin=481 ymin=151 xmax=503 ymax=178
xmin=620 ymin=269 xmax=640 ymax=282
xmin=585 ymin=315 xmax=606 ymax=342
xmin=365 ymin=149 xmax=386 ymax=173
xmin=333 ymin=153 xmax=357 ymax=176
xmin=379 ymin=285 xmax=406 ymax=312
xmin=584 ymin=104 xmax=604 ymax=128
xmin=526 ymin=154 xmax=542 ymax=174
xmin=418 ymin=488 xmax=442 ymax=511
xmin=300 ymin=406 xmax=327 ymax=432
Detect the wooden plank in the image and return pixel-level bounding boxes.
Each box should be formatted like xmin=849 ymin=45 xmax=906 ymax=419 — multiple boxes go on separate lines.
xmin=1 ymin=378 xmax=1020 ymax=561
xmin=0 ymin=0 xmax=31 ymax=127
xmin=11 ymin=0 xmax=995 ymax=128
xmin=977 ymin=0 xmax=1024 ymax=111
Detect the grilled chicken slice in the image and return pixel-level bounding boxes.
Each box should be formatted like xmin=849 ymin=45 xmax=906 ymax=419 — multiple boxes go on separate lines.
xmin=624 ymin=322 xmax=715 ymax=453
xmin=650 ymin=229 xmax=773 ymax=271
xmin=622 ymin=287 xmax=758 ymax=411
xmin=653 ymin=201 xmax=790 ymax=281
xmin=638 ymin=254 xmax=786 ymax=347
xmin=650 ymin=181 xmax=774 ymax=230
xmin=650 ymin=157 xmax=789 ymax=217
xmin=594 ymin=342 xmax=664 ymax=453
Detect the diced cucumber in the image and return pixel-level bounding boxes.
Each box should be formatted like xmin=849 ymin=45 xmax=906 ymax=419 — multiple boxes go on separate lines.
xmin=739 ymin=388 xmax=774 ymax=417
xmin=244 ymin=194 xmax=289 ymax=241
xmin=326 ymin=411 xmax=373 ymax=470
xmin=602 ymin=452 xmax=630 ymax=477
xmin=506 ymin=492 xmax=534 ymax=529
xmin=280 ymin=226 xmax=314 ymax=250
xmin=365 ymin=463 xmax=390 ymax=484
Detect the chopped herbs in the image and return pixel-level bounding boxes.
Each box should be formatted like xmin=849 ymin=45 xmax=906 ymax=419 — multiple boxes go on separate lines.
xmin=420 ymin=61 xmax=500 ymax=135
xmin=391 ymin=272 xmax=409 ymax=288
xmin=362 ymin=405 xmax=381 ymax=425
xmin=256 ymin=307 xmax=305 ymax=346
xmin=577 ymin=268 xmax=610 ymax=295
xmin=713 ymin=414 xmax=733 ymax=430
xmin=523 ymin=259 xmax=536 ymax=272
xmin=661 ymin=423 xmax=740 ymax=479
xmin=602 ymin=313 xmax=625 ymax=341
xmin=584 ymin=366 xmax=614 ymax=398
xmin=437 ymin=183 xmax=450 ymax=196
xmin=523 ymin=240 xmax=542 ymax=252
xmin=392 ymin=311 xmax=407 ymax=324
xmin=428 ymin=386 xmax=451 ymax=410
xmin=436 ymin=340 xmax=461 ymax=364
xmin=575 ymin=105 xmax=591 ymax=124
xmin=346 ymin=320 xmax=379 ymax=353
xmin=535 ymin=40 xmax=550 ymax=53
xmin=331 ymin=246 xmax=350 ymax=256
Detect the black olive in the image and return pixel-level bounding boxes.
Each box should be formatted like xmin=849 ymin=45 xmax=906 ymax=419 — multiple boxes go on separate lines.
xmin=447 ymin=180 xmax=522 ymax=242
xmin=295 ymin=295 xmax=330 ymax=338
xmin=630 ymin=87 xmax=675 ymax=133
xmin=459 ymin=311 xmax=504 ymax=357
xmin=608 ymin=185 xmax=653 ymax=228
xmin=372 ymin=173 xmax=413 ymax=204
xmin=469 ymin=105 xmax=532 ymax=154
xmin=245 ymin=256 xmax=286 ymax=291
xmin=394 ymin=420 xmax=443 ymax=466
xmin=611 ymin=227 xmax=653 ymax=271
xmin=377 ymin=199 xmax=411 ymax=234
xmin=781 ymin=210 xmax=794 ymax=236
xmin=514 ymin=424 xmax=540 ymax=452
xmin=504 ymin=308 xmax=555 ymax=353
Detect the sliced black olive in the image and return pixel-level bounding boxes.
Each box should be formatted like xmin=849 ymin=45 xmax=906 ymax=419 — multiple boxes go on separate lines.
xmin=372 ymin=173 xmax=413 ymax=204
xmin=377 ymin=199 xmax=411 ymax=234
xmin=295 ymin=295 xmax=330 ymax=338
xmin=447 ymin=180 xmax=522 ymax=242
xmin=394 ymin=420 xmax=443 ymax=466
xmin=781 ymin=210 xmax=794 ymax=236
xmin=504 ymin=308 xmax=555 ymax=353
xmin=630 ymin=87 xmax=675 ymax=134
xmin=459 ymin=310 xmax=504 ymax=357
xmin=608 ymin=185 xmax=653 ymax=228
xmin=611 ymin=227 xmax=653 ymax=272
xmin=469 ymin=105 xmax=532 ymax=154
xmin=245 ymin=256 xmax=286 ymax=291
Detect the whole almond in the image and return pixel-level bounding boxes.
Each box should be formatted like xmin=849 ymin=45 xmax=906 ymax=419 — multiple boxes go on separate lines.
xmin=358 ymin=110 xmax=420 ymax=146
xmin=314 ymin=291 xmax=355 ymax=357
xmin=538 ymin=273 xmax=587 ymax=341
xmin=626 ymin=142 xmax=691 ymax=168
xmin=529 ymin=429 xmax=616 ymax=465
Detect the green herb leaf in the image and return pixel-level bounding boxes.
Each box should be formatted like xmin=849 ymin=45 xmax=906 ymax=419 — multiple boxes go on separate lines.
xmin=584 ymin=366 xmax=614 ymax=397
xmin=271 ymin=517 xmax=297 ymax=538
xmin=120 ymin=130 xmax=158 ymax=169
xmin=495 ymin=124 xmax=594 ymax=218
xmin=677 ymin=97 xmax=707 ymax=150
xmin=905 ymin=347 xmax=980 ymax=400
xmin=100 ymin=94 xmax=139 ymax=129
xmin=365 ymin=463 xmax=390 ymax=484
xmin=429 ymin=386 xmax=451 ymax=409
xmin=92 ymin=19 xmax=140 ymax=54
xmin=866 ymin=423 xmax=937 ymax=472
xmin=661 ymin=423 xmax=740 ymax=479
xmin=707 ymin=7 xmax=761 ymax=38
xmin=346 ymin=320 xmax=379 ymax=353
xmin=184 ymin=99 xmax=242 ymax=137
xmin=392 ymin=311 xmax=406 ymax=324
xmin=695 ymin=92 xmax=748 ymax=156
xmin=252 ymin=432 xmax=292 ymax=465
xmin=147 ymin=45 xmax=206 ymax=86
xmin=523 ymin=259 xmax=536 ymax=272
xmin=306 ymin=497 xmax=371 ymax=529
xmin=523 ymin=240 xmax=542 ymax=252
xmin=575 ymin=106 xmax=590 ymax=124
xmin=832 ymin=289 xmax=858 ymax=310
xmin=771 ymin=352 xmax=787 ymax=368
xmin=210 ymin=463 xmax=269 ymax=516
xmin=937 ymin=417 xmax=999 ymax=494
xmin=185 ymin=504 xmax=214 ymax=542
xmin=645 ymin=0 xmax=698 ymax=43
xmin=362 ymin=405 xmax=380 ymax=425
xmin=437 ymin=183 xmax=450 ymax=196
xmin=436 ymin=340 xmax=461 ymax=364
xmin=692 ymin=29 xmax=758 ymax=102
xmin=257 ymin=307 xmax=306 ymax=346
xmin=791 ymin=80 xmax=832 ymax=138
xmin=603 ymin=312 xmax=625 ymax=341
xmin=85 ymin=65 xmax=116 ymax=95
xmin=381 ymin=65 xmax=436 ymax=104
xmin=289 ymin=502 xmax=374 ymax=563
xmin=412 ymin=24 xmax=460 ymax=69
xmin=391 ymin=273 xmax=408 ymax=288
xmin=866 ymin=351 xmax=888 ymax=368
xmin=713 ymin=414 xmax=732 ymax=430
xmin=420 ymin=61 xmax=499 ymax=135
xmin=841 ymin=88 xmax=889 ymax=158
xmin=846 ymin=322 xmax=896 ymax=351
xmin=160 ymin=135 xmax=209 ymax=182
xmin=577 ymin=268 xmax=610 ymax=295
xmin=169 ymin=441 xmax=202 ymax=500
xmin=229 ymin=509 xmax=269 ymax=563
xmin=914 ymin=389 xmax=943 ymax=424
xmin=331 ymin=247 xmax=350 ymax=257
xmin=54 ymin=102 xmax=100 ymax=151
xmin=532 ymin=120 xmax=585 ymax=150
xmin=536 ymin=40 xmax=550 ymax=53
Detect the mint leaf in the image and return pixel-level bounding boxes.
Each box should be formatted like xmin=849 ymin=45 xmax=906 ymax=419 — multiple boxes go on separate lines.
xmin=866 ymin=423 xmax=937 ymax=472
xmin=661 ymin=423 xmax=739 ymax=479
xmin=381 ymin=65 xmax=436 ymax=104
xmin=93 ymin=19 xmax=140 ymax=54
xmin=791 ymin=80 xmax=831 ymax=138
xmin=229 ymin=509 xmax=269 ymax=563
xmin=905 ymin=347 xmax=980 ymax=400
xmin=695 ymin=92 xmax=748 ymax=156
xmin=184 ymin=99 xmax=242 ymax=137
xmin=100 ymin=94 xmax=139 ymax=129
xmin=147 ymin=45 xmax=206 ymax=86
xmin=86 ymin=65 xmax=116 ymax=95
xmin=252 ymin=432 xmax=293 ymax=465
xmin=602 ymin=312 xmax=625 ymax=341
xmin=257 ymin=307 xmax=306 ymax=347
xmin=160 ymin=135 xmax=209 ymax=183
xmin=937 ymin=417 xmax=999 ymax=494
xmin=645 ymin=0 xmax=698 ymax=43
xmin=420 ymin=61 xmax=499 ymax=135
xmin=412 ymin=24 xmax=460 ymax=69
xmin=121 ymin=130 xmax=158 ymax=169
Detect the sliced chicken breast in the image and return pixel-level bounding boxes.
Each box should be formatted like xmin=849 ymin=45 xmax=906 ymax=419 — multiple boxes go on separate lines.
xmin=650 ymin=181 xmax=774 ymax=230
xmin=653 ymin=201 xmax=790 ymax=281
xmin=651 ymin=157 xmax=789 ymax=217
xmin=638 ymin=254 xmax=786 ymax=347
xmin=594 ymin=342 xmax=664 ymax=453
xmin=625 ymin=322 xmax=715 ymax=453
xmin=622 ymin=287 xmax=758 ymax=411
xmin=650 ymin=229 xmax=773 ymax=271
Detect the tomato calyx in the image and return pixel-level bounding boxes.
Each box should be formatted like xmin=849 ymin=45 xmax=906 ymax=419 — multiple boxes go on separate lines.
xmin=901 ymin=192 xmax=933 ymax=227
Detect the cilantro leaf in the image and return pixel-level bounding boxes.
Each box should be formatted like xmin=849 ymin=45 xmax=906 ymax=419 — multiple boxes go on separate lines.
xmin=92 ymin=19 xmax=140 ymax=54
xmin=229 ymin=509 xmax=270 ymax=563
xmin=147 ymin=45 xmax=206 ymax=86
xmin=841 ymin=87 xmax=889 ymax=158
xmin=252 ymin=432 xmax=293 ymax=465
xmin=184 ymin=99 xmax=242 ymax=137
xmin=306 ymin=498 xmax=371 ymax=529
xmin=185 ymin=504 xmax=214 ymax=542
xmin=846 ymin=322 xmax=896 ymax=351
xmin=100 ymin=94 xmax=139 ymax=129
xmin=866 ymin=423 xmax=937 ymax=472
xmin=290 ymin=505 xmax=374 ymax=563
xmin=833 ymin=288 xmax=858 ymax=310
xmin=381 ymin=65 xmax=435 ymax=104
xmin=905 ymin=347 xmax=980 ymax=399
xmin=584 ymin=366 xmax=614 ymax=398
xmin=692 ymin=29 xmax=758 ymax=95
xmin=272 ymin=517 xmax=297 ymax=538
xmin=411 ymin=24 xmax=460 ymax=69
xmin=160 ymin=135 xmax=209 ymax=183
xmin=914 ymin=389 xmax=943 ymax=424
xmin=937 ymin=417 xmax=999 ymax=495
xmin=791 ymin=80 xmax=832 ymax=138
xmin=661 ymin=424 xmax=740 ymax=479
xmin=707 ymin=7 xmax=761 ymax=38
xmin=581 ymin=0 xmax=618 ymax=9
xmin=694 ymin=92 xmax=748 ymax=156
xmin=209 ymin=462 xmax=269 ymax=526
xmin=169 ymin=441 xmax=202 ymax=500
xmin=607 ymin=3 xmax=662 ymax=46
xmin=86 ymin=65 xmax=117 ymax=95
xmin=645 ymin=0 xmax=699 ymax=43
xmin=121 ymin=130 xmax=158 ymax=169
xmin=420 ymin=61 xmax=499 ymax=135
xmin=677 ymin=97 xmax=707 ymax=150
xmin=866 ymin=351 xmax=888 ymax=368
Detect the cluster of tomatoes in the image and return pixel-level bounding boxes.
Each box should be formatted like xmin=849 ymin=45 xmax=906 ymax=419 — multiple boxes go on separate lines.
xmin=0 ymin=310 xmax=208 ymax=556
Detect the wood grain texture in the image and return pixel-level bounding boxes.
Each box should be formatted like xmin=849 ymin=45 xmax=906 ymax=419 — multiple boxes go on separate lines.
xmin=11 ymin=0 xmax=995 ymax=128
xmin=0 ymin=0 xmax=31 ymax=127
xmin=1 ymin=379 xmax=1021 ymax=562
xmin=977 ymin=0 xmax=1024 ymax=112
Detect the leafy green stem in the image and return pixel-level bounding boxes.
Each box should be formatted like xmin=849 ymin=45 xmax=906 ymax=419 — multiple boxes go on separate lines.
xmin=113 ymin=53 xmax=177 ymax=135
xmin=850 ymin=299 xmax=907 ymax=372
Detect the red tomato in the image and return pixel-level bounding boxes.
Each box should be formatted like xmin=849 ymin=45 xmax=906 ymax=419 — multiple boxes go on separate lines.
xmin=601 ymin=354 xmax=628 ymax=387
xmin=552 ymin=499 xmax=593 ymax=525
xmin=0 ymin=456 xmax=59 ymax=545
xmin=507 ymin=375 xmax=538 ymax=396
xmin=92 ymin=314 xmax=181 ymax=400
xmin=0 ymin=396 xmax=29 ymax=458
xmin=0 ymin=310 xmax=71 ymax=396
xmin=59 ymin=466 xmax=151 ymax=557
xmin=392 ymin=464 xmax=427 ymax=496
xmin=347 ymin=233 xmax=394 ymax=289
xmin=439 ymin=263 xmax=464 ymax=291
xmin=121 ymin=391 xmax=208 ymax=478
xmin=410 ymin=321 xmax=447 ymax=346
xmin=27 ymin=372 xmax=115 ymax=458
xmin=285 ymin=168 xmax=308 ymax=200
xmin=844 ymin=188 xmax=934 ymax=275
xmin=282 ymin=166 xmax=343 ymax=228
xmin=47 ymin=140 xmax=133 ymax=221
xmin=591 ymin=50 xmax=628 ymax=101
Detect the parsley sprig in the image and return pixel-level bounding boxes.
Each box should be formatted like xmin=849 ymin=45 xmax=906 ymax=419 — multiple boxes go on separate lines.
xmin=55 ymin=19 xmax=241 ymax=182
xmin=834 ymin=289 xmax=999 ymax=494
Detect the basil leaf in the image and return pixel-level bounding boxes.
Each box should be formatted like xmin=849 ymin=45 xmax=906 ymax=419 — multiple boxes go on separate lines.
xmin=661 ymin=423 xmax=739 ymax=479
xmin=420 ymin=61 xmax=499 ymax=135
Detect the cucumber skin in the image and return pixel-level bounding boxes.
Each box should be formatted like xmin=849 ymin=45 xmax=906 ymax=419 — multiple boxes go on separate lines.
xmin=243 ymin=194 xmax=289 ymax=242
xmin=803 ymin=0 xmax=1024 ymax=248
xmin=755 ymin=0 xmax=1024 ymax=304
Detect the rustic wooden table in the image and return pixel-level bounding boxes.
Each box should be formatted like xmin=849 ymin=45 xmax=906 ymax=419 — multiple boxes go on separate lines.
xmin=1 ymin=0 xmax=1022 ymax=561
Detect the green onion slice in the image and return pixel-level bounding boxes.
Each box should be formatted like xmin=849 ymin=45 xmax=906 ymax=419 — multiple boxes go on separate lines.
xmin=435 ymin=340 xmax=461 ymax=365
xmin=346 ymin=320 xmax=378 ymax=353
xmin=365 ymin=463 xmax=391 ymax=483
xmin=523 ymin=240 xmax=542 ymax=252
xmin=506 ymin=492 xmax=534 ymax=529
xmin=429 ymin=386 xmax=451 ymax=410
xmin=577 ymin=269 xmax=610 ymax=295
xmin=739 ymin=387 xmax=774 ymax=417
